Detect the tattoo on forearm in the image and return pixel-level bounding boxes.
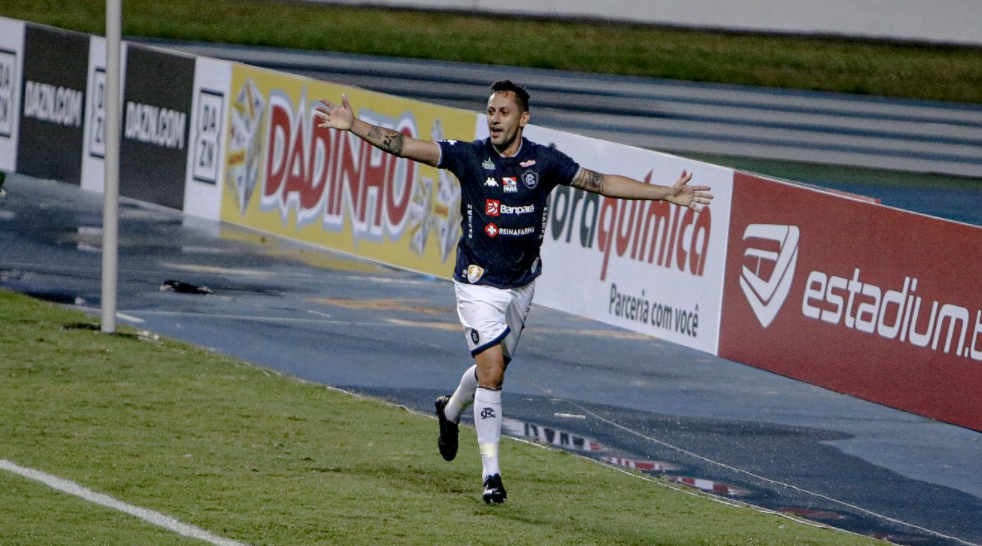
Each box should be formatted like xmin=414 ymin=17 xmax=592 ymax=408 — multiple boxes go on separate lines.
xmin=571 ymin=168 xmax=605 ymax=193
xmin=383 ymin=132 xmax=405 ymax=155
xmin=366 ymin=125 xmax=405 ymax=155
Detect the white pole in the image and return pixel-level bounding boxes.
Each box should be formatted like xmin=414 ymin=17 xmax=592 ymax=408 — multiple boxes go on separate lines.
xmin=101 ymin=0 xmax=121 ymax=334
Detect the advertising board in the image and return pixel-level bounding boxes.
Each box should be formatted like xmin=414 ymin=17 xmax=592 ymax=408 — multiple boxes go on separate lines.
xmin=0 ymin=18 xmax=24 ymax=173
xmin=16 ymin=25 xmax=89 ymax=184
xmin=519 ymin=123 xmax=734 ymax=354
xmin=183 ymin=57 xmax=232 ymax=221
xmin=220 ymin=64 xmax=477 ymax=278
xmin=719 ymin=172 xmax=982 ymax=431
xmin=80 ymin=35 xmax=106 ymax=193
xmin=120 ymin=45 xmax=196 ymax=210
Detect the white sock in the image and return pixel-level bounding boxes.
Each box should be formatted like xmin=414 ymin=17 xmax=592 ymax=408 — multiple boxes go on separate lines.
xmin=474 ymin=387 xmax=502 ymax=478
xmin=445 ymin=365 xmax=478 ymax=423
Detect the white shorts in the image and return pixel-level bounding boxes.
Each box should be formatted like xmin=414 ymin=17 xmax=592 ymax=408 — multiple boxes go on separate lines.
xmin=454 ymin=280 xmax=535 ymax=363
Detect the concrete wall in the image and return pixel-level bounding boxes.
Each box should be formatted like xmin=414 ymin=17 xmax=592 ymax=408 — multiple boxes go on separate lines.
xmin=317 ymin=0 xmax=982 ymax=46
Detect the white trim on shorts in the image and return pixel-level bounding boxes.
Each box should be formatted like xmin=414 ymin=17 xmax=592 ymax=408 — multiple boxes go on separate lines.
xmin=454 ymin=280 xmax=535 ymax=362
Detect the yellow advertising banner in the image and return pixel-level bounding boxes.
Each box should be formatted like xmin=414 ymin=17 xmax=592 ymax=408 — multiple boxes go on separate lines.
xmin=221 ymin=63 xmax=478 ymax=278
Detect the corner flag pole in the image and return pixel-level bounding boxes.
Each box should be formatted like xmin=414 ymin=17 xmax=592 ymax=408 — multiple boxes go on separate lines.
xmin=101 ymin=0 xmax=121 ymax=334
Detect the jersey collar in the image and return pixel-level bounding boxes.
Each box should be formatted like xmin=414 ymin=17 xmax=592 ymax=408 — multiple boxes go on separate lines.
xmin=488 ymin=137 xmax=526 ymax=159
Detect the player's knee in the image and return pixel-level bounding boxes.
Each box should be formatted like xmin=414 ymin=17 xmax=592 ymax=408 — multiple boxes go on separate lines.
xmin=477 ymin=367 xmax=504 ymax=389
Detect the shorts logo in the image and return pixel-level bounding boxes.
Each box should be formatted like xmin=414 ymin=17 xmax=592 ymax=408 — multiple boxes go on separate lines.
xmin=503 ymin=177 xmax=518 ymax=193
xmin=484 ymin=177 xmax=498 ymax=187
xmin=521 ymin=170 xmax=538 ymax=189
xmin=739 ymin=224 xmax=800 ymax=328
xmin=485 ymin=223 xmax=499 ymax=238
xmin=482 ymin=158 xmax=495 ymax=170
xmin=470 ymin=329 xmax=480 ymax=344
xmin=480 ymin=407 xmax=496 ymax=419
xmin=485 ymin=199 xmax=500 ymax=217
xmin=467 ymin=264 xmax=485 ymax=283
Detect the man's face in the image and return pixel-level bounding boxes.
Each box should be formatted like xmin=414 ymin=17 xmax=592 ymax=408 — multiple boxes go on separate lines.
xmin=486 ymin=91 xmax=529 ymax=153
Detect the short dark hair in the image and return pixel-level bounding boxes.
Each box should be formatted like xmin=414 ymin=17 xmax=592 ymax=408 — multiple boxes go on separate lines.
xmin=490 ymin=80 xmax=530 ymax=113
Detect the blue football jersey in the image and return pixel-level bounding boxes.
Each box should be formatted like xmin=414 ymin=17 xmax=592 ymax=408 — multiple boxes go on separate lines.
xmin=438 ymin=137 xmax=580 ymax=288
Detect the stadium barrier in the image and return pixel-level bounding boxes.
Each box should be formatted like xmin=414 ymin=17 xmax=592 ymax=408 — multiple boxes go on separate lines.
xmin=2 ymin=16 xmax=980 ymax=432
xmin=719 ymin=172 xmax=982 ymax=431
xmin=524 ymin=124 xmax=733 ymax=355
xmin=219 ymin=62 xmax=475 ymax=279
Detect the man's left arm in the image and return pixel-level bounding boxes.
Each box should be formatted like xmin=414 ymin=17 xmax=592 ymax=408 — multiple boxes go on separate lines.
xmin=570 ymin=168 xmax=713 ymax=210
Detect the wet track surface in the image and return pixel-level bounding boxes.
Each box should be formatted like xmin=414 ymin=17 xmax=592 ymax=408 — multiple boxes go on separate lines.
xmin=2 ymin=174 xmax=982 ymax=546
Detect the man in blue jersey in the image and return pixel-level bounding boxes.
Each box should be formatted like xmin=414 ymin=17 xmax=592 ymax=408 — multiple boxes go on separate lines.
xmin=315 ymin=80 xmax=712 ymax=504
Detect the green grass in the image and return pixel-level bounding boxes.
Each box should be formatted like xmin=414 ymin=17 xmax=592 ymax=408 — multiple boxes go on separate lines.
xmin=2 ymin=0 xmax=981 ymax=104
xmin=0 ymin=288 xmax=880 ymax=546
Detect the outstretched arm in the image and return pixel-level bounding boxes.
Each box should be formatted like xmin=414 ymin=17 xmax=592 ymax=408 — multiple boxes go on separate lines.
xmin=571 ymin=168 xmax=713 ymax=210
xmin=314 ymin=94 xmax=442 ymax=167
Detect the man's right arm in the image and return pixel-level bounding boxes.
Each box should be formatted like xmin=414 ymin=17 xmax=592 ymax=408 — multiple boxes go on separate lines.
xmin=315 ymin=94 xmax=442 ymax=167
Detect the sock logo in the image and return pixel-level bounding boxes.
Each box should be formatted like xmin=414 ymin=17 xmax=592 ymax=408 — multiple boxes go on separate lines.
xmin=480 ymin=407 xmax=496 ymax=419
xmin=739 ymin=224 xmax=800 ymax=328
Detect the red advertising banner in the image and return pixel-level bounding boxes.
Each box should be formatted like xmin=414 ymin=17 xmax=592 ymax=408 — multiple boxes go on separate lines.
xmin=719 ymin=172 xmax=982 ymax=431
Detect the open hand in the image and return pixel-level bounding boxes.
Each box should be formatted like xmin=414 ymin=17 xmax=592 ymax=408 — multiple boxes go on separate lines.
xmin=668 ymin=171 xmax=713 ymax=210
xmin=314 ymin=94 xmax=354 ymax=131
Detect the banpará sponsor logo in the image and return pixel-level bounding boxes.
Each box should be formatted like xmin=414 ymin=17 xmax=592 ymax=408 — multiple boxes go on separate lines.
xmin=500 ymin=203 xmax=534 ymax=215
xmin=485 ymin=199 xmax=534 ymax=216
xmin=23 ymin=81 xmax=83 ymax=127
xmin=803 ymin=269 xmax=982 ymax=361
xmin=124 ymin=101 xmax=187 ymax=149
xmin=485 ymin=199 xmax=500 ymax=217
xmin=609 ymin=282 xmax=699 ymax=337
xmin=549 ymin=170 xmax=712 ymax=281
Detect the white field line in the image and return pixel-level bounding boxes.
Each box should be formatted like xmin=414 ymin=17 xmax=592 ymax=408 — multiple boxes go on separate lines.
xmin=0 ymin=459 xmax=250 ymax=546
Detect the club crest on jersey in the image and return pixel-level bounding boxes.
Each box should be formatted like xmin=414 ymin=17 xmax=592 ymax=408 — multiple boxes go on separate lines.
xmin=467 ymin=264 xmax=485 ymax=283
xmin=503 ymin=177 xmax=518 ymax=193
xmin=521 ymin=170 xmax=539 ymax=189
xmin=520 ymin=159 xmax=536 ymax=168
xmin=484 ymin=177 xmax=498 ymax=187
xmin=482 ymin=158 xmax=495 ymax=170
